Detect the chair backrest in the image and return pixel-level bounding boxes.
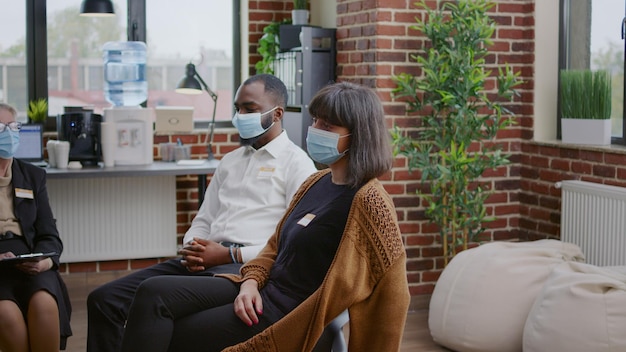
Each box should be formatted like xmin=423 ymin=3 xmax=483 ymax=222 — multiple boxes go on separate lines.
xmin=312 ymin=310 xmax=350 ymax=352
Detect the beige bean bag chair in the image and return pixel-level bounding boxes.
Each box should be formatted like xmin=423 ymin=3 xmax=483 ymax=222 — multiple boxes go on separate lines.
xmin=428 ymin=240 xmax=584 ymax=352
xmin=523 ymin=262 xmax=626 ymax=352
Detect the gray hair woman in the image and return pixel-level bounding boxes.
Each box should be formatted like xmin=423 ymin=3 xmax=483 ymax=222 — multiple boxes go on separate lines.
xmin=0 ymin=103 xmax=72 ymax=351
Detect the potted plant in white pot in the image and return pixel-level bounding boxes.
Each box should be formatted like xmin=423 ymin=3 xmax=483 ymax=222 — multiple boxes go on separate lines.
xmin=560 ymin=69 xmax=612 ymax=145
xmin=292 ymin=0 xmax=309 ymax=25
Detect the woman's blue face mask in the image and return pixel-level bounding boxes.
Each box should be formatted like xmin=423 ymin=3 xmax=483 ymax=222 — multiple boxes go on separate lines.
xmin=231 ymin=107 xmax=278 ymax=139
xmin=0 ymin=130 xmax=20 ymax=159
xmin=305 ymin=126 xmax=350 ymax=165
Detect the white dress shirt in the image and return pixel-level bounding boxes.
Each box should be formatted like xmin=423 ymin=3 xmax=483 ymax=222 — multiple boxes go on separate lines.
xmin=183 ymin=131 xmax=317 ymax=262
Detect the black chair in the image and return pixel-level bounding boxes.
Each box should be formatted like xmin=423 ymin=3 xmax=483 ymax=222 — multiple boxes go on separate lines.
xmin=313 ymin=310 xmax=349 ymax=352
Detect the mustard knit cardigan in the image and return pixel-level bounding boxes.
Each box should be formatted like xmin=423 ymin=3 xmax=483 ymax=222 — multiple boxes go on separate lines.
xmin=220 ymin=170 xmax=410 ymax=352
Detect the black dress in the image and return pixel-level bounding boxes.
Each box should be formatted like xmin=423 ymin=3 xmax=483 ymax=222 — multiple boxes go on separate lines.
xmin=260 ymin=172 xmax=358 ymax=317
xmin=0 ymin=159 xmax=72 ymax=349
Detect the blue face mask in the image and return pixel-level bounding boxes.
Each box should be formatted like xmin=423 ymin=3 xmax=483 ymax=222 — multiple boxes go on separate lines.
xmin=306 ymin=126 xmax=350 ymax=165
xmin=0 ymin=130 xmax=20 ymax=159
xmin=232 ymin=107 xmax=278 ymax=139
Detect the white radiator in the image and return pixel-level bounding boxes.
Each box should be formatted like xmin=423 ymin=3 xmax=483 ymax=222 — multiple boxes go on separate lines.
xmin=558 ymin=180 xmax=626 ymax=266
xmin=47 ymin=176 xmax=177 ymax=263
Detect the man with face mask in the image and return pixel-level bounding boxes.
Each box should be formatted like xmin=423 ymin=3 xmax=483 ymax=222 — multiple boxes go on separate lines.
xmin=87 ymin=74 xmax=317 ymax=352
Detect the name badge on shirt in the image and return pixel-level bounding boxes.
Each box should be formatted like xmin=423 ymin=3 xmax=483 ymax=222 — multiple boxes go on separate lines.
xmin=258 ymin=167 xmax=275 ymax=178
xmin=297 ymin=213 xmax=316 ymax=227
xmin=15 ymin=188 xmax=34 ymax=199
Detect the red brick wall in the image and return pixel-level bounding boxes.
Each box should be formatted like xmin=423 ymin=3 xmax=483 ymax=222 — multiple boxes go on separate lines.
xmin=247 ymin=1 xmax=292 ymax=76
xmin=520 ymin=143 xmax=626 ymax=241
xmin=331 ymin=0 xmax=534 ymax=296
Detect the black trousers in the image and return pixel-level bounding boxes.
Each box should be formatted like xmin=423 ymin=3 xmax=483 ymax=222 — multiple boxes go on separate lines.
xmin=119 ymin=275 xmax=279 ymax=352
xmin=86 ymin=259 xmax=241 ymax=352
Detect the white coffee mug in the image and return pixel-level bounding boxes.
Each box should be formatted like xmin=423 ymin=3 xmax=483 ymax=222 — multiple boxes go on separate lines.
xmin=46 ymin=140 xmax=58 ymax=168
xmin=100 ymin=122 xmax=116 ymax=167
xmin=55 ymin=141 xmax=70 ymax=169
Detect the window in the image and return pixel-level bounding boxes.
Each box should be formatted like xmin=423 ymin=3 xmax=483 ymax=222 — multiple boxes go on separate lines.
xmin=1 ymin=0 xmax=238 ymax=123
xmin=46 ymin=0 xmax=128 ymax=116
xmin=145 ymin=0 xmax=234 ymax=122
xmin=560 ymin=0 xmax=626 ymax=144
xmin=0 ymin=2 xmax=27 ymax=121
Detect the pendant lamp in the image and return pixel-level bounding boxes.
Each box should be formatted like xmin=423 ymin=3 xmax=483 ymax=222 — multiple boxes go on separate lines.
xmin=80 ymin=0 xmax=115 ymax=17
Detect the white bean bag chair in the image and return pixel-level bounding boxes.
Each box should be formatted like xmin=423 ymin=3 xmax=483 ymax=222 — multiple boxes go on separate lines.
xmin=428 ymin=240 xmax=584 ymax=352
xmin=523 ymin=262 xmax=626 ymax=352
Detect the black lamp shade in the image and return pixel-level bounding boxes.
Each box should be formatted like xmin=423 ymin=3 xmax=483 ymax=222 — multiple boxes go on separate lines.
xmin=175 ymin=64 xmax=203 ymax=94
xmin=176 ymin=76 xmax=203 ymax=92
xmin=80 ymin=0 xmax=115 ymax=16
xmin=174 ymin=62 xmax=218 ymax=160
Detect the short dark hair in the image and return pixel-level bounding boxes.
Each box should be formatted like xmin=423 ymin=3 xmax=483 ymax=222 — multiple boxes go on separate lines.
xmin=243 ymin=74 xmax=289 ymax=108
xmin=308 ymin=82 xmax=393 ymax=188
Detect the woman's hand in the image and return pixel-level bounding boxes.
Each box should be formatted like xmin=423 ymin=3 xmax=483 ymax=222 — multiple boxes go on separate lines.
xmin=16 ymin=257 xmax=53 ymax=275
xmin=0 ymin=251 xmax=16 ymax=259
xmin=233 ymin=279 xmax=263 ymax=326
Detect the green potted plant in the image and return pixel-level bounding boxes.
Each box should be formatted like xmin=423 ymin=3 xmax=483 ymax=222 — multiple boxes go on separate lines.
xmin=560 ymin=69 xmax=612 ymax=145
xmin=27 ymin=98 xmax=48 ymax=124
xmin=391 ymin=0 xmax=522 ymax=265
xmin=256 ymin=19 xmax=291 ymax=74
xmin=27 ymin=98 xmax=56 ymax=131
xmin=292 ymin=0 xmax=309 ymax=25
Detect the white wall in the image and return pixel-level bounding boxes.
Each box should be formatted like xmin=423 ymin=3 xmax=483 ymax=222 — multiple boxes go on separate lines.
xmin=311 ymin=0 xmax=337 ymax=28
xmin=534 ymin=0 xmax=560 ymax=141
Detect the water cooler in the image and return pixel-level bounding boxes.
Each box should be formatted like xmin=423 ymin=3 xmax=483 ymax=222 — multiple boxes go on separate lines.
xmin=101 ymin=41 xmax=153 ymax=166
xmin=102 ymin=107 xmax=153 ymax=165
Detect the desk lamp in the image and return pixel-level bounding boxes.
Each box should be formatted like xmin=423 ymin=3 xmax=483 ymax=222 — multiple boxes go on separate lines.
xmin=176 ymin=63 xmax=218 ymax=160
xmin=79 ymin=0 xmax=115 ymax=16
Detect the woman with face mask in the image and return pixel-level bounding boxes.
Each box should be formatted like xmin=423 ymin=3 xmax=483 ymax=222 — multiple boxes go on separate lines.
xmin=120 ymin=82 xmax=409 ymax=352
xmin=0 ymin=103 xmax=72 ymax=351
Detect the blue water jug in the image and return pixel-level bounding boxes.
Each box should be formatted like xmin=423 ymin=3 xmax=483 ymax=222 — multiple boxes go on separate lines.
xmin=102 ymin=41 xmax=148 ymax=106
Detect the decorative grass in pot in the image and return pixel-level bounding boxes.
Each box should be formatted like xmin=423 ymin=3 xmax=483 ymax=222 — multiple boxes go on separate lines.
xmin=560 ymin=69 xmax=612 ymax=145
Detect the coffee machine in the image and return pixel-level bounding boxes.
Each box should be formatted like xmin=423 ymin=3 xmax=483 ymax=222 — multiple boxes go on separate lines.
xmin=56 ymin=107 xmax=102 ymax=166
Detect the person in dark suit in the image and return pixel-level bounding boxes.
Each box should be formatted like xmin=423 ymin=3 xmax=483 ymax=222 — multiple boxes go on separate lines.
xmin=0 ymin=102 xmax=72 ymax=351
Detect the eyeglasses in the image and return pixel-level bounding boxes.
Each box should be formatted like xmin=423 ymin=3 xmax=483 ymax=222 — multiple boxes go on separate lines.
xmin=0 ymin=122 xmax=22 ymax=132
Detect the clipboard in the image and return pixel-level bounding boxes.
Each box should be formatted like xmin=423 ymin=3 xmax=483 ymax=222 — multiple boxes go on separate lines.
xmin=0 ymin=252 xmax=57 ymax=265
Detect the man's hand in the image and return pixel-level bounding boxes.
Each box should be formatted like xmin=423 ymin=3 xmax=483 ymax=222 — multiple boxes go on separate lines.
xmin=178 ymin=237 xmax=231 ymax=272
xmin=234 ymin=279 xmax=263 ymax=326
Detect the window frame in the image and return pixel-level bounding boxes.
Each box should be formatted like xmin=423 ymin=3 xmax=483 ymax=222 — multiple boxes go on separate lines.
xmin=558 ymin=0 xmax=626 ymax=145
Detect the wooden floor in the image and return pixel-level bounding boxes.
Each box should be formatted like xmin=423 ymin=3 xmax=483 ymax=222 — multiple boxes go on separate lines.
xmin=61 ymin=271 xmax=450 ymax=351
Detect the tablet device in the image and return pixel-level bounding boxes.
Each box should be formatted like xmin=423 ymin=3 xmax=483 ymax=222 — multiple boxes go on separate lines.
xmin=0 ymin=252 xmax=57 ymax=265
